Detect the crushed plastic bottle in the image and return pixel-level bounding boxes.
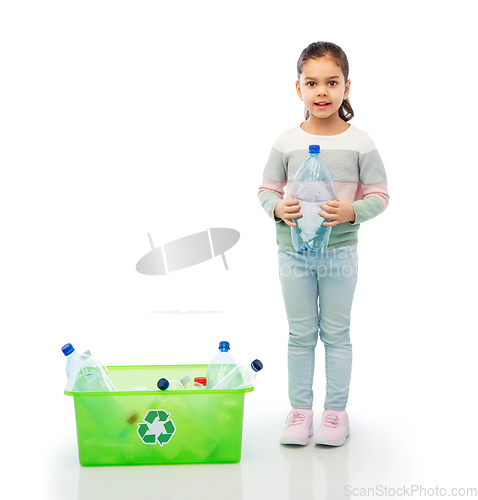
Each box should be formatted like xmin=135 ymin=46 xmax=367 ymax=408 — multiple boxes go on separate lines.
xmin=289 ymin=144 xmax=338 ymax=252
xmin=180 ymin=375 xmax=205 ymax=390
xmin=206 ymin=341 xmax=236 ymax=389
xmin=157 ymin=378 xmax=185 ymax=391
xmin=62 ymin=343 xmax=116 ymax=392
xmin=211 ymin=359 xmax=263 ymax=390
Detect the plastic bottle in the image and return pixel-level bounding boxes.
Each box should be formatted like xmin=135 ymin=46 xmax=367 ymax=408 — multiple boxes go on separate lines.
xmin=83 ymin=349 xmax=109 ymax=372
xmin=211 ymin=359 xmax=263 ymax=390
xmin=206 ymin=341 xmax=236 ymax=389
xmin=61 ymin=343 xmax=116 ymax=392
xmin=157 ymin=378 xmax=185 ymax=391
xmin=180 ymin=375 xmax=205 ymax=390
xmin=289 ymin=144 xmax=338 ymax=252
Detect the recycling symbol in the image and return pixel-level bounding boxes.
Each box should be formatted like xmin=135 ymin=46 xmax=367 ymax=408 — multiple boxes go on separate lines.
xmin=137 ymin=409 xmax=176 ymax=446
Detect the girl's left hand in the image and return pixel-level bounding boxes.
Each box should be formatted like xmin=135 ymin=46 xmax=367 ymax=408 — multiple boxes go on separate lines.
xmin=318 ymin=198 xmax=356 ymax=226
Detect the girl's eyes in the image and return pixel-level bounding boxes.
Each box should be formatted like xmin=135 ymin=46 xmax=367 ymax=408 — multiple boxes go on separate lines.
xmin=306 ymin=81 xmax=337 ymax=87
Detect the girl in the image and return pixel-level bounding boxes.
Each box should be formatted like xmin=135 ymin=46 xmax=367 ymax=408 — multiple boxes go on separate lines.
xmin=258 ymin=41 xmax=389 ymax=446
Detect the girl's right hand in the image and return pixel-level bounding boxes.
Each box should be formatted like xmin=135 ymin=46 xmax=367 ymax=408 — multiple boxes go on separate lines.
xmin=274 ymin=198 xmax=302 ymax=227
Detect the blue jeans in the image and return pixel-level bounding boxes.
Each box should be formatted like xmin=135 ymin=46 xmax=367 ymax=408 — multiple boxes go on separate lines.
xmin=278 ymin=245 xmax=358 ymax=410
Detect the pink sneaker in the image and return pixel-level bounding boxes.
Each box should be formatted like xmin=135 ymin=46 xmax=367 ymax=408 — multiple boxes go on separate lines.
xmin=313 ymin=409 xmax=350 ymax=446
xmin=280 ymin=408 xmax=314 ymax=445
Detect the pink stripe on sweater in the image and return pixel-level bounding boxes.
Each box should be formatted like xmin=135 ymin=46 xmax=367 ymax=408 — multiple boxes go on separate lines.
xmin=334 ymin=182 xmax=389 ymax=212
xmin=361 ymin=183 xmax=389 ymax=211
xmin=258 ymin=178 xmax=286 ymax=198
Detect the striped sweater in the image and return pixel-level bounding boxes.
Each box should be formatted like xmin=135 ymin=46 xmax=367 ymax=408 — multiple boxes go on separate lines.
xmin=258 ymin=123 xmax=389 ymax=251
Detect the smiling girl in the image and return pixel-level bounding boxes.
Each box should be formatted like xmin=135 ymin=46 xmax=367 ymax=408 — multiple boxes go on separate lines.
xmin=258 ymin=41 xmax=389 ymax=447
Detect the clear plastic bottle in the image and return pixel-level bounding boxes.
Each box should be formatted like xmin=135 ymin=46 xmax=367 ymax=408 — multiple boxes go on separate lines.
xmin=180 ymin=375 xmax=205 ymax=390
xmin=83 ymin=349 xmax=109 ymax=372
xmin=157 ymin=378 xmax=185 ymax=391
xmin=211 ymin=359 xmax=263 ymax=390
xmin=206 ymin=341 xmax=236 ymax=389
xmin=62 ymin=343 xmax=116 ymax=392
xmin=289 ymin=144 xmax=338 ymax=253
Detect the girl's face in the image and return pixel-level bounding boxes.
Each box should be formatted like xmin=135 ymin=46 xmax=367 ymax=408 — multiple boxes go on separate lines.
xmin=296 ymin=57 xmax=350 ymax=123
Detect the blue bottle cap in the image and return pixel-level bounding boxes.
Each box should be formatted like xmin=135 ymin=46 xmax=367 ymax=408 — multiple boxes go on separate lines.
xmin=61 ymin=343 xmax=75 ymax=356
xmin=157 ymin=378 xmax=170 ymax=390
xmin=218 ymin=341 xmax=230 ymax=351
xmin=251 ymin=359 xmax=263 ymax=372
xmin=309 ymin=145 xmax=320 ymax=154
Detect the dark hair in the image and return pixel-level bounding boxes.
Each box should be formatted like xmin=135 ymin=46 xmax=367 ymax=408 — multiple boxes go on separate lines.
xmin=297 ymin=41 xmax=354 ymax=122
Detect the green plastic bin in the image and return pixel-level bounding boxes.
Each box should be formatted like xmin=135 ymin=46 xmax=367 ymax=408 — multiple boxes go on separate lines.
xmin=64 ymin=364 xmax=253 ymax=466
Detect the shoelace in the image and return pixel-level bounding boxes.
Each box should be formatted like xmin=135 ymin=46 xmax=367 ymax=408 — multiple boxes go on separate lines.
xmin=324 ymin=413 xmax=339 ymax=428
xmin=285 ymin=411 xmax=306 ymax=426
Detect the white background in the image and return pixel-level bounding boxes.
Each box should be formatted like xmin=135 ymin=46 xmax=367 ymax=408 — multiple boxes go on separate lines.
xmin=1 ymin=1 xmax=477 ymax=498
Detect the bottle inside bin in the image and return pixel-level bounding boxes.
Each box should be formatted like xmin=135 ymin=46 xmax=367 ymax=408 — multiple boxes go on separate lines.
xmin=62 ymin=343 xmax=116 ymax=392
xmin=180 ymin=375 xmax=205 ymax=390
xmin=211 ymin=359 xmax=263 ymax=390
xmin=206 ymin=341 xmax=236 ymax=389
xmin=157 ymin=378 xmax=185 ymax=391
